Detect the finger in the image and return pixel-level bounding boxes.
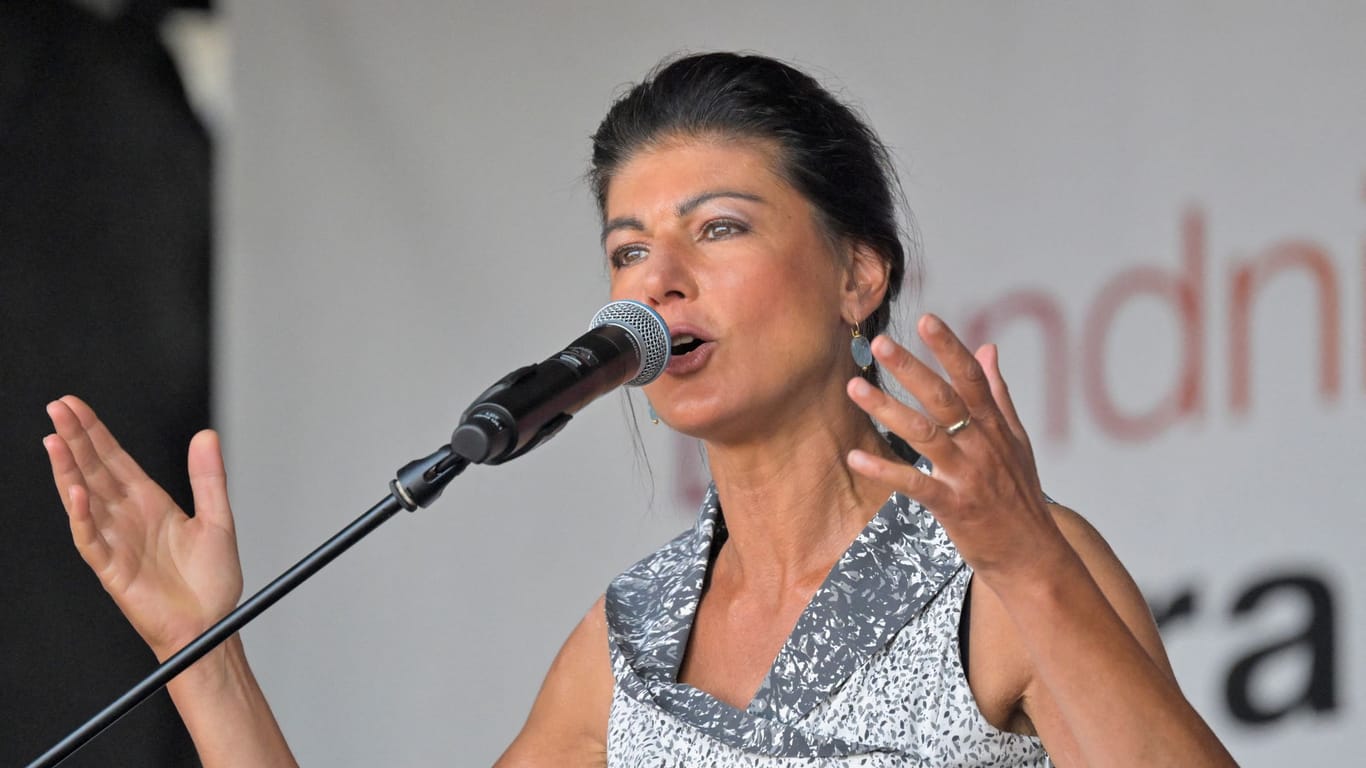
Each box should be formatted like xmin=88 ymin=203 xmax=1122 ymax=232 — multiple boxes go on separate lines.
xmin=42 ymin=433 xmax=79 ymax=511
xmin=976 ymin=344 xmax=1030 ymax=449
xmin=847 ymin=377 xmax=959 ymax=461
xmin=58 ymin=395 xmax=152 ymax=486
xmin=187 ymin=430 xmax=234 ymax=533
xmin=45 ymin=431 xmax=120 ymax=532
xmin=867 ymin=334 xmax=971 ymax=429
xmin=67 ymin=484 xmax=113 ymax=572
xmin=47 ymin=399 xmax=127 ymax=501
xmin=916 ymin=314 xmax=1000 ymax=420
xmin=841 ymin=374 xmax=972 ymax=470
xmin=846 ymin=448 xmax=950 ymax=510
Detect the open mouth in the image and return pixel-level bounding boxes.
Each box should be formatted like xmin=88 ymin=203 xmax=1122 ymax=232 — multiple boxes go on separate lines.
xmin=670 ymin=334 xmax=706 ymax=356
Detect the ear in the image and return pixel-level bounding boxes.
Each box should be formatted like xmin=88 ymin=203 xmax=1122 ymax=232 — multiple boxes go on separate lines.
xmin=841 ymin=241 xmax=891 ymax=326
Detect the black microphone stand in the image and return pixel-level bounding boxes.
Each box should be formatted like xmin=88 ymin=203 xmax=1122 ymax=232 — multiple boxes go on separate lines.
xmin=27 ymin=445 xmax=469 ymax=768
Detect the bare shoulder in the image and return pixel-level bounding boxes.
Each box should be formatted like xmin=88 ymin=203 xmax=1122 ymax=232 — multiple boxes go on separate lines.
xmin=964 ymin=504 xmax=1176 ymax=738
xmin=494 ymin=595 xmax=613 ymax=768
xmin=1043 ymin=503 xmax=1174 ymax=678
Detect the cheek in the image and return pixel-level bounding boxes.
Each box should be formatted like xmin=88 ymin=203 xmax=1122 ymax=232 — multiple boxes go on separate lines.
xmin=737 ymin=255 xmax=841 ymax=319
xmin=745 ymin=262 xmax=846 ymax=360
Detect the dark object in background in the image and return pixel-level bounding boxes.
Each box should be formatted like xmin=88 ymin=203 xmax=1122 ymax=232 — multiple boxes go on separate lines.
xmin=1 ymin=1 xmax=212 ymax=765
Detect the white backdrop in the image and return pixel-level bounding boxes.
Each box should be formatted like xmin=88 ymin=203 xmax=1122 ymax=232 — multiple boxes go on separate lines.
xmin=220 ymin=2 xmax=1363 ymax=764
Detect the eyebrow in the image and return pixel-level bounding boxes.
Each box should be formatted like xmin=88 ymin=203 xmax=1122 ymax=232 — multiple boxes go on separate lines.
xmin=600 ymin=190 xmax=766 ymax=244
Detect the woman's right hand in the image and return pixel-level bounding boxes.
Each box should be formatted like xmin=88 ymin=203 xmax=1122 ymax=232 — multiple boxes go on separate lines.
xmin=43 ymin=395 xmax=245 ymax=661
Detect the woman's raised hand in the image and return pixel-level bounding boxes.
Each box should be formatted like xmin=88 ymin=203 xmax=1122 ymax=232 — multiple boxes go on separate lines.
xmin=845 ymin=314 xmax=1066 ymax=583
xmin=43 ymin=395 xmax=245 ymax=661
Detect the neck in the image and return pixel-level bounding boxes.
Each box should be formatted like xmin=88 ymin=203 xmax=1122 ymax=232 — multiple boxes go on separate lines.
xmin=703 ymin=387 xmax=899 ymax=593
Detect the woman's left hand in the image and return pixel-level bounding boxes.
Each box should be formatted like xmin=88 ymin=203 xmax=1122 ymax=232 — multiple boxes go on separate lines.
xmin=845 ymin=313 xmax=1070 ymax=583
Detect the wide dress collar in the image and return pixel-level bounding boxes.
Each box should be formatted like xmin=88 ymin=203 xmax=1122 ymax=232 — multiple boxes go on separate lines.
xmin=605 ymin=458 xmax=964 ymax=757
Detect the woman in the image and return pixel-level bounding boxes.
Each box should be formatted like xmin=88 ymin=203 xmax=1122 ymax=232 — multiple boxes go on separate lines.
xmin=43 ymin=53 xmax=1236 ymax=766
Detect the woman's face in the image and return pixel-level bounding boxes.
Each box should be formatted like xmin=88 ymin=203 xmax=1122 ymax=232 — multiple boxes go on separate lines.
xmin=603 ymin=136 xmax=861 ymax=443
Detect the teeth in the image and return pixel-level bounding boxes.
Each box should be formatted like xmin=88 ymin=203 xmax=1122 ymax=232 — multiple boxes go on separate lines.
xmin=672 ymin=334 xmax=696 ymax=345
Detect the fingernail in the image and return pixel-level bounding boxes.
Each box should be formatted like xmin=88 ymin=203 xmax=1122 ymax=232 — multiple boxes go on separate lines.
xmin=847 ymin=449 xmax=872 ymax=470
xmin=871 ymin=335 xmax=895 ymax=356
xmin=849 ymin=377 xmax=874 ymax=396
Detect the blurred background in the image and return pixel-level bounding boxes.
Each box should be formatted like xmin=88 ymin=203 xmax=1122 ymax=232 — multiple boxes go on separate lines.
xmin=3 ymin=1 xmax=1360 ymax=765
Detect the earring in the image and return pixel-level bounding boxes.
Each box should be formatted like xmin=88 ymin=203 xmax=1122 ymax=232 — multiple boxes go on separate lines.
xmin=850 ymin=325 xmax=873 ymax=372
xmin=647 ymin=401 xmax=660 ymax=425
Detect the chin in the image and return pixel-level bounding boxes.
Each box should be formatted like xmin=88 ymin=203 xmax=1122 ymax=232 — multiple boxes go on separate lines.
xmin=662 ymin=404 xmax=773 ymax=446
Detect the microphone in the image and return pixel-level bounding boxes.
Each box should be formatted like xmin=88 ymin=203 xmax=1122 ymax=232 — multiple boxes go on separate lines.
xmin=450 ymin=300 xmax=670 ymax=464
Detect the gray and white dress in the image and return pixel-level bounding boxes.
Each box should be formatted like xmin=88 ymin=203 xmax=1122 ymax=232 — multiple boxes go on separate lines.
xmin=604 ymin=476 xmax=1051 ymax=766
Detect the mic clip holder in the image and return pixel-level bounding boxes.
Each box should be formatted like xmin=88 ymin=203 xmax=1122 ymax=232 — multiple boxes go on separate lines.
xmin=390 ymin=445 xmax=469 ymax=511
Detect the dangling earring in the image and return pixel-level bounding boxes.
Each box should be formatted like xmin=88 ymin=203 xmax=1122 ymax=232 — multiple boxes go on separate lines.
xmin=850 ymin=325 xmax=873 ymax=373
xmin=647 ymin=400 xmax=660 ymax=425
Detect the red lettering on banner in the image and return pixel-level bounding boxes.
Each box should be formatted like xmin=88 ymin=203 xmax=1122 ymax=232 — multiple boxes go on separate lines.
xmin=953 ymin=197 xmax=1359 ymax=447
xmin=1081 ymin=209 xmax=1206 ymax=441
xmin=1229 ymin=242 xmax=1341 ymax=413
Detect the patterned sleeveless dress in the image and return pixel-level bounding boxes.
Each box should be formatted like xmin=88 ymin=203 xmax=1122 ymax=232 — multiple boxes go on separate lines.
xmin=604 ymin=477 xmax=1052 ymax=766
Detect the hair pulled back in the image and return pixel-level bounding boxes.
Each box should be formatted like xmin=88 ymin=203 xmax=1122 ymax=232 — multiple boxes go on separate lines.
xmin=589 ymin=52 xmax=913 ymax=385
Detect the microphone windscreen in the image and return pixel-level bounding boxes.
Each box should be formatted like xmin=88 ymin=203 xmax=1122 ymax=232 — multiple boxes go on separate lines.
xmin=590 ymin=300 xmax=670 ymax=386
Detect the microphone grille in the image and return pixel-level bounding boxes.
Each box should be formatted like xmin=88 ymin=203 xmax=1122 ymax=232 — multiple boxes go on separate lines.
xmin=590 ymin=300 xmax=671 ymax=386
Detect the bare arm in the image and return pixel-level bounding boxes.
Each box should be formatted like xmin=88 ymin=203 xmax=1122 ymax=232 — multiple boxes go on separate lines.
xmin=846 ymin=318 xmax=1236 ymax=766
xmin=494 ymin=597 xmax=613 ymax=767
xmin=968 ymin=504 xmax=1218 ymax=766
xmin=44 ymin=396 xmax=297 ymax=767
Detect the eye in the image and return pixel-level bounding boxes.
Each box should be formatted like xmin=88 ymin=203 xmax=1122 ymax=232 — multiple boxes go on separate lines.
xmin=702 ymin=219 xmax=747 ymax=240
xmin=609 ymin=243 xmax=648 ymax=269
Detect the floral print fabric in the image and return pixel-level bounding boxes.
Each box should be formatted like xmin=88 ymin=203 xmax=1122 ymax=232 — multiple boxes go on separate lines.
xmin=605 ymin=469 xmax=1050 ymax=766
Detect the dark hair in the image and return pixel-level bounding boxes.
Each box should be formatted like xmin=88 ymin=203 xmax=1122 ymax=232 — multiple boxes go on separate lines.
xmin=589 ymin=52 xmax=914 ymax=386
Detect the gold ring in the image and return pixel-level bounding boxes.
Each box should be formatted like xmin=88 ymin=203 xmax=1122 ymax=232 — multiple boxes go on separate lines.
xmin=945 ymin=415 xmax=972 ymax=436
